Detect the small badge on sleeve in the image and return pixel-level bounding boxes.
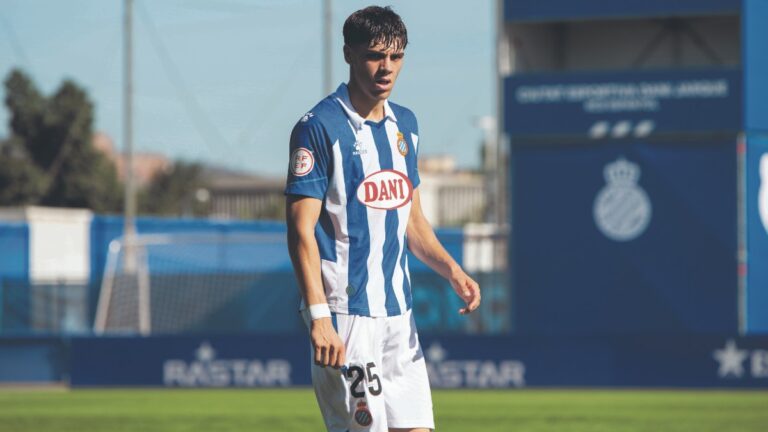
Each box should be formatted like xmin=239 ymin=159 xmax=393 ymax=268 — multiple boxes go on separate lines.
xmin=290 ymin=148 xmax=314 ymax=177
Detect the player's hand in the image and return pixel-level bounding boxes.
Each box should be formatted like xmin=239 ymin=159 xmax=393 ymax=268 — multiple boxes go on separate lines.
xmin=310 ymin=317 xmax=346 ymax=368
xmin=449 ymin=268 xmax=481 ymax=315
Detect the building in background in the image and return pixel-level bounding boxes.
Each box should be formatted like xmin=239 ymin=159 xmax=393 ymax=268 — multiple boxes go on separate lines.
xmin=92 ymin=132 xmax=169 ymax=188
xmin=202 ymin=154 xmax=486 ymax=226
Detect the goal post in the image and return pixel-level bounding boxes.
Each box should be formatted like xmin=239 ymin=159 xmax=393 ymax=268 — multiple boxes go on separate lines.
xmin=93 ymin=232 xmax=291 ymax=335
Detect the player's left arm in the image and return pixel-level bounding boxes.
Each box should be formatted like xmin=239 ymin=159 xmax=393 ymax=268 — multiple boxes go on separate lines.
xmin=406 ymin=188 xmax=481 ymax=314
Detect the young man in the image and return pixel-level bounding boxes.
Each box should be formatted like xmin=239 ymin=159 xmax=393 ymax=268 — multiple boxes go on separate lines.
xmin=285 ymin=6 xmax=480 ymax=432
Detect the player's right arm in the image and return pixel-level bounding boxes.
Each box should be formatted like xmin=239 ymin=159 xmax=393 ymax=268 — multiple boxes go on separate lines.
xmin=284 ymin=114 xmax=344 ymax=369
xmin=286 ymin=196 xmax=345 ymax=369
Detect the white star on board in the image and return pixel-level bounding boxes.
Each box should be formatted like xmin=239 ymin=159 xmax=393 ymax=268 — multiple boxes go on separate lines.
xmin=713 ymin=339 xmax=749 ymax=378
xmin=425 ymin=343 xmax=447 ymax=363
xmin=196 ymin=341 xmax=216 ymax=362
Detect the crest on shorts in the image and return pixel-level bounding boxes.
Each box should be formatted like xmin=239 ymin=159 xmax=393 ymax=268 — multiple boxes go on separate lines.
xmin=354 ymin=401 xmax=373 ymax=426
xmin=396 ymin=131 xmax=408 ymax=156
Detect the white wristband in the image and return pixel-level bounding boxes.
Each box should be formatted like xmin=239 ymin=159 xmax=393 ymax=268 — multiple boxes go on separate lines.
xmin=308 ymin=303 xmax=332 ymax=320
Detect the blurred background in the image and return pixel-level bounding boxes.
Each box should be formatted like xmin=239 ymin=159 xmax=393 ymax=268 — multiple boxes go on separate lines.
xmin=0 ymin=0 xmax=767 ymax=393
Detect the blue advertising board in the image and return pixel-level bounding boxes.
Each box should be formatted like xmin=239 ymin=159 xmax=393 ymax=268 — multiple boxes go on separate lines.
xmin=510 ymin=139 xmax=738 ymax=335
xmin=505 ymin=69 xmax=741 ymax=138
xmin=70 ymin=335 xmax=310 ymax=387
xmin=69 ymin=334 xmax=768 ymax=388
xmin=746 ymin=134 xmax=768 ymax=333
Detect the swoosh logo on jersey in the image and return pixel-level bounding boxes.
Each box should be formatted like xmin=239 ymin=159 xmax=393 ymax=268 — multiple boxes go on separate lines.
xmin=356 ymin=169 xmax=413 ymax=210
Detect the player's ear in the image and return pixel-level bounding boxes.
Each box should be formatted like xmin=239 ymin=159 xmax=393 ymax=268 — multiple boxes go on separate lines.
xmin=343 ymin=44 xmax=351 ymax=64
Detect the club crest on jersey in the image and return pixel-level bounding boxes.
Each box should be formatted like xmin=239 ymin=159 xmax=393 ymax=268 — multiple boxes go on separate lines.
xmin=356 ymin=169 xmax=413 ymax=210
xmin=354 ymin=401 xmax=373 ymax=426
xmin=396 ymin=131 xmax=408 ymax=156
xmin=290 ymin=148 xmax=314 ymax=177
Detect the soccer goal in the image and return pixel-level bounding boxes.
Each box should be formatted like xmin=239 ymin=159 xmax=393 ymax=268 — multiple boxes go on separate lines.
xmin=93 ymin=231 xmax=292 ymax=335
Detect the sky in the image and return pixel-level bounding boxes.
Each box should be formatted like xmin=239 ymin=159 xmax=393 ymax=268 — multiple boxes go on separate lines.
xmin=0 ymin=0 xmax=495 ymax=176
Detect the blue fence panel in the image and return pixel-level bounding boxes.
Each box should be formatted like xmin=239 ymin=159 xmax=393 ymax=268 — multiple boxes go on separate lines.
xmin=88 ymin=216 xmax=468 ymax=334
xmin=511 ymin=139 xmax=738 ymax=335
xmin=0 ymin=337 xmax=69 ymax=382
xmin=0 ymin=223 xmax=30 ymax=333
xmin=0 ymin=222 xmax=29 ymax=280
xmin=89 ymin=216 xmax=287 ymax=284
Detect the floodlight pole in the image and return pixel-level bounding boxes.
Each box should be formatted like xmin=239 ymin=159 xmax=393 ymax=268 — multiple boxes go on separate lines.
xmin=323 ymin=0 xmax=333 ymax=95
xmin=494 ymin=0 xmax=508 ymax=270
xmin=123 ymin=0 xmax=137 ymax=272
xmin=122 ymin=0 xmax=149 ymax=335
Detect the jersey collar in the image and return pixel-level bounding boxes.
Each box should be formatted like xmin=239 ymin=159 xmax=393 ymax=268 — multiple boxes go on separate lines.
xmin=334 ymin=83 xmax=397 ymax=131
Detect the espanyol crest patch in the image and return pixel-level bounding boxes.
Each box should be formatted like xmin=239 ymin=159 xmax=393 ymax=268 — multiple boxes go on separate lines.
xmin=396 ymin=131 xmax=408 ymax=156
xmin=290 ymin=148 xmax=314 ymax=177
xmin=354 ymin=401 xmax=373 ymax=426
xmin=356 ymin=169 xmax=413 ymax=210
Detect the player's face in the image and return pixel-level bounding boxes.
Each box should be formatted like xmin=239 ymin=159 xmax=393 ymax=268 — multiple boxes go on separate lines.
xmin=345 ymin=41 xmax=404 ymax=102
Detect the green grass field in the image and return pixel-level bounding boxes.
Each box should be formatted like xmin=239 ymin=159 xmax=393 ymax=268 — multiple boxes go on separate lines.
xmin=1 ymin=388 xmax=766 ymax=431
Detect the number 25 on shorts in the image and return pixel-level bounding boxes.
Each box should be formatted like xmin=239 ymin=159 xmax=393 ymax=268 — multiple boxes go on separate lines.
xmin=345 ymin=362 xmax=382 ymax=398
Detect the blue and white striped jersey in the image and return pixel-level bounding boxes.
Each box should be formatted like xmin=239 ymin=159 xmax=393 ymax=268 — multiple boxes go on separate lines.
xmin=285 ymin=83 xmax=421 ymax=317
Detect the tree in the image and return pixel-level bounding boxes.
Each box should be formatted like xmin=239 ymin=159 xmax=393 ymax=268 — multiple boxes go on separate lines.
xmin=0 ymin=138 xmax=46 ymax=205
xmin=140 ymin=160 xmax=208 ymax=216
xmin=2 ymin=69 xmax=123 ymax=211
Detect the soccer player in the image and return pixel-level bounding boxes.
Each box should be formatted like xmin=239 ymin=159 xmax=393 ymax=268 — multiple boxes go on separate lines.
xmin=285 ymin=6 xmax=480 ymax=431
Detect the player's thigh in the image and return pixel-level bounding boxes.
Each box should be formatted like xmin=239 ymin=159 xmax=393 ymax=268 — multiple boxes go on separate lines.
xmin=306 ymin=312 xmax=389 ymax=431
xmin=381 ymin=310 xmax=434 ymax=430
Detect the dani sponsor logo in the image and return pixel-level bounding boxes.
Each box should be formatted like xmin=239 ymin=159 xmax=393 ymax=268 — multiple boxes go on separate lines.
xmin=356 ymin=169 xmax=413 ymax=210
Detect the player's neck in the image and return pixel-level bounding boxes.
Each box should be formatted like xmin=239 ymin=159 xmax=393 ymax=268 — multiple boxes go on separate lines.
xmin=347 ymin=81 xmax=386 ymax=122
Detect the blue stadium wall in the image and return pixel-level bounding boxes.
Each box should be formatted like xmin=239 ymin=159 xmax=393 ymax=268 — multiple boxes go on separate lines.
xmin=743 ymin=0 xmax=768 ymax=333
xmin=510 ymin=138 xmax=738 ymax=335
xmin=504 ymin=0 xmax=768 ymax=337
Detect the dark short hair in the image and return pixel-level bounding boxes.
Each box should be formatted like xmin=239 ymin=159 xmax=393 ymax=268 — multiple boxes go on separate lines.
xmin=343 ymin=6 xmax=408 ymax=50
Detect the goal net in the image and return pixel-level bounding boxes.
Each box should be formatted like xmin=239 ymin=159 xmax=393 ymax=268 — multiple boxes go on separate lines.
xmin=93 ymin=232 xmax=297 ymax=335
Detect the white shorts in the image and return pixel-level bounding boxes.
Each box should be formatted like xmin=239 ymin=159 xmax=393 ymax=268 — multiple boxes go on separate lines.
xmin=302 ymin=309 xmax=434 ymax=432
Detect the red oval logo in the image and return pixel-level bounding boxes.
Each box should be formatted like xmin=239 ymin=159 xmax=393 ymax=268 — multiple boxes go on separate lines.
xmin=356 ymin=169 xmax=413 ymax=210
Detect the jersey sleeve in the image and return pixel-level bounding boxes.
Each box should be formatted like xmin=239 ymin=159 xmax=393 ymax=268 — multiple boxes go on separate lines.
xmin=284 ymin=116 xmax=330 ymax=200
